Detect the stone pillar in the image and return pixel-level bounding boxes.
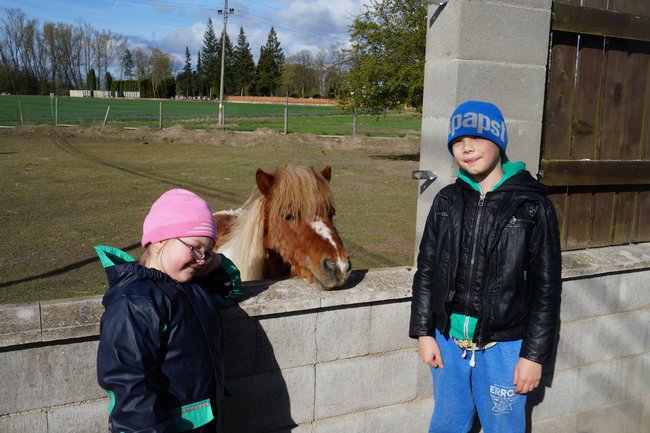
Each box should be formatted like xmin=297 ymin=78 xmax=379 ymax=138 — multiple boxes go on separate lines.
xmin=415 ymin=0 xmax=553 ymax=257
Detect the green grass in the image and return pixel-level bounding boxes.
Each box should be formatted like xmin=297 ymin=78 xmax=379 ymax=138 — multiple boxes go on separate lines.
xmin=0 ymin=129 xmax=419 ymax=304
xmin=0 ymin=95 xmax=421 ymax=136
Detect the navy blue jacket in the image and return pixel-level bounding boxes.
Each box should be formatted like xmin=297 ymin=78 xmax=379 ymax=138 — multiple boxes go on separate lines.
xmin=96 ymin=246 xmax=238 ymax=433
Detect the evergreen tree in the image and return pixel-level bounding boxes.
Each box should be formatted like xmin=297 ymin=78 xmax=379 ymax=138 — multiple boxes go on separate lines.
xmin=196 ymin=51 xmax=205 ymax=98
xmin=181 ymin=46 xmax=193 ymax=97
xmin=104 ymin=71 xmax=113 ymax=92
xmin=122 ymin=49 xmax=135 ymax=80
xmin=87 ymin=68 xmax=96 ymax=91
xmin=200 ymin=18 xmax=219 ymax=98
xmin=256 ymin=27 xmax=285 ymax=96
xmin=232 ymin=27 xmax=256 ymax=96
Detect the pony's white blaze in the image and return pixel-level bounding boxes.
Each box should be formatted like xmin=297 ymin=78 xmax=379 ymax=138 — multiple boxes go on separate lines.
xmin=310 ymin=219 xmax=349 ymax=272
xmin=310 ymin=219 xmax=337 ymax=249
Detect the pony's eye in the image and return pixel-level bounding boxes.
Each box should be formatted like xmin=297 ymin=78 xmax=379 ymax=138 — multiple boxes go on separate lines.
xmin=285 ymin=214 xmax=296 ymax=222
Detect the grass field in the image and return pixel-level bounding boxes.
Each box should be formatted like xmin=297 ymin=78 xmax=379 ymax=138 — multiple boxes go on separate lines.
xmin=0 ymin=127 xmax=420 ymax=304
xmin=0 ymin=95 xmax=422 ymax=136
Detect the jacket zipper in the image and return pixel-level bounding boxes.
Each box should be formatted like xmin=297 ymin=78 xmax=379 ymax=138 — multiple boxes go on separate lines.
xmin=464 ymin=194 xmax=485 ymax=318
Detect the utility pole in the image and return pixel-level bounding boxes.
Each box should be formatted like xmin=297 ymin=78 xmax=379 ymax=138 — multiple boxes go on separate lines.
xmin=218 ymin=0 xmax=234 ymax=128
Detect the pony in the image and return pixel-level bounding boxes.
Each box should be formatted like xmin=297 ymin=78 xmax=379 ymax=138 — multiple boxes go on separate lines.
xmin=214 ymin=165 xmax=351 ymax=289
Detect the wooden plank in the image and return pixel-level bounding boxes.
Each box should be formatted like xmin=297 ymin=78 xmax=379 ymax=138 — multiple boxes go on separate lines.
xmin=599 ymin=41 xmax=628 ymax=159
xmin=540 ymin=160 xmax=650 ymax=185
xmin=609 ymin=0 xmax=650 ymax=16
xmin=572 ymin=35 xmax=605 ymax=159
xmin=548 ymin=189 xmax=569 ymax=248
xmin=543 ymin=32 xmax=577 ymax=160
xmin=620 ymin=41 xmax=650 ymax=159
xmin=565 ymin=190 xmax=592 ymax=248
xmin=553 ymin=4 xmax=650 ymax=42
xmin=613 ymin=191 xmax=636 ymax=243
xmin=635 ymin=190 xmax=650 ymax=240
xmin=590 ymin=191 xmax=615 ymax=245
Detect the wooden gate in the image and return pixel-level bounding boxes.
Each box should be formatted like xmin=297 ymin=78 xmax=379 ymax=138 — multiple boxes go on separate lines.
xmin=541 ymin=0 xmax=650 ymax=249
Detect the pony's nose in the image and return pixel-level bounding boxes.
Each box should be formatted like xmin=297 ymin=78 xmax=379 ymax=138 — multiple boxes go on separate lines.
xmin=322 ymin=257 xmax=352 ymax=276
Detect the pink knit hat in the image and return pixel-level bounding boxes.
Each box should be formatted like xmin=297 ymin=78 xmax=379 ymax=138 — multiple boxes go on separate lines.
xmin=141 ymin=189 xmax=217 ymax=247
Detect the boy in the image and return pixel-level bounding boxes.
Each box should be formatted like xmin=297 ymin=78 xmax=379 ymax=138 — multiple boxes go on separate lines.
xmin=409 ymin=100 xmax=562 ymax=433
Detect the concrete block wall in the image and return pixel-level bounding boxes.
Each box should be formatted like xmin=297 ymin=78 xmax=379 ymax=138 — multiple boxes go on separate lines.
xmin=417 ymin=0 xmax=553 ymax=252
xmin=1 ymin=244 xmax=649 ymax=432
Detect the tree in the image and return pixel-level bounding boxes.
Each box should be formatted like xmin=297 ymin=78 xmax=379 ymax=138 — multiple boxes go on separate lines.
xmin=122 ymin=48 xmax=134 ymax=80
xmin=87 ymin=68 xmax=96 ymax=90
xmin=200 ymin=18 xmax=219 ymax=98
xmin=232 ymin=27 xmax=255 ymax=96
xmin=104 ymin=71 xmax=113 ymax=92
xmin=196 ymin=51 xmax=205 ymax=97
xmin=256 ymin=27 xmax=284 ymax=96
xmin=344 ymin=0 xmax=427 ymax=111
xmin=179 ymin=46 xmax=193 ymax=97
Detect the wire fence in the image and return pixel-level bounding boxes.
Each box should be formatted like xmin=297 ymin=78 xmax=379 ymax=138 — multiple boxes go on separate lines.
xmin=0 ymin=95 xmax=421 ymax=137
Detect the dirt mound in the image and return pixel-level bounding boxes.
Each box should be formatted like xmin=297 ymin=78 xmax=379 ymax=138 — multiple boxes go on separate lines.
xmin=1 ymin=124 xmax=420 ymax=154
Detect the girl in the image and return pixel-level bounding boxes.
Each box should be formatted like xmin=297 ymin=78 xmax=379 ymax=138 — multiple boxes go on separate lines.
xmin=95 ymin=188 xmax=242 ymax=433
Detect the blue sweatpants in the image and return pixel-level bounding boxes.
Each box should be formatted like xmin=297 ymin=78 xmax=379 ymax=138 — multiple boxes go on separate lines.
xmin=428 ymin=329 xmax=526 ymax=433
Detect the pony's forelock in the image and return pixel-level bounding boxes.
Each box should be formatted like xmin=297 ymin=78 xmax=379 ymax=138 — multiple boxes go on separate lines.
xmin=269 ymin=166 xmax=334 ymax=221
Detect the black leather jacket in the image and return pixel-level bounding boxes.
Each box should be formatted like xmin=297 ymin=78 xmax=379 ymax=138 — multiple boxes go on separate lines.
xmin=409 ymin=171 xmax=562 ymax=364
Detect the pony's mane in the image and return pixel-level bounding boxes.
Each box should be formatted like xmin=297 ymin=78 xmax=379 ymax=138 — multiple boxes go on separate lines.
xmin=216 ymin=191 xmax=266 ymax=281
xmin=216 ymin=165 xmax=335 ymax=281
xmin=269 ymin=165 xmax=334 ymax=221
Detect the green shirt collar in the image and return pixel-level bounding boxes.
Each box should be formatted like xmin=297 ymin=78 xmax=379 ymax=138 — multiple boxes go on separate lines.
xmin=458 ymin=161 xmax=526 ymax=195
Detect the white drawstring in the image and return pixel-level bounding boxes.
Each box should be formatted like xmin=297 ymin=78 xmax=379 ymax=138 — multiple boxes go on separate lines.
xmin=469 ymin=350 xmax=476 ymax=367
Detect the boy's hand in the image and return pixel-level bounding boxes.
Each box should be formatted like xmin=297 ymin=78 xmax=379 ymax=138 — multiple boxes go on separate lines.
xmin=418 ymin=336 xmax=444 ymax=368
xmin=513 ymin=357 xmax=542 ymax=394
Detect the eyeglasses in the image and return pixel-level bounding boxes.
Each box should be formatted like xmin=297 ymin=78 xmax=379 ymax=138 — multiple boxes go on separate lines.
xmin=176 ymin=238 xmax=213 ymax=264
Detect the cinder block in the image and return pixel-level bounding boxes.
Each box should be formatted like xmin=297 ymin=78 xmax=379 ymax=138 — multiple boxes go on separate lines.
xmin=369 ymin=301 xmax=413 ymax=353
xmin=618 ymin=271 xmax=650 ymax=312
xmin=256 ymin=313 xmax=316 ymax=371
xmin=316 ymin=307 xmax=370 ymax=362
xmin=40 ymin=297 xmax=103 ymax=342
xmin=421 ymin=61 xmax=461 ymax=119
xmin=530 ymin=412 xmax=577 ymax=433
xmin=315 ymin=350 xmax=417 ymax=419
xmin=312 ymin=412 xmax=365 ymax=433
xmin=0 ymin=341 xmax=102 ymax=414
xmin=364 ymin=399 xmax=433 ymax=433
xmin=575 ymin=399 xmax=644 ymax=433
xmin=237 ymin=279 xmax=321 ymax=317
xmin=493 ymin=0 xmax=552 ymax=8
xmin=575 ymin=354 xmax=647 ymax=412
xmin=458 ymin=1 xmax=550 ymax=66
xmin=0 ymin=410 xmax=47 ymax=433
xmin=47 ymin=399 xmax=108 ymax=433
xmin=224 ymin=366 xmax=315 ymax=433
xmin=223 ymin=317 xmax=256 ymax=378
xmin=556 ymin=311 xmax=649 ymax=369
xmin=317 ymin=267 xmax=414 ymax=309
xmin=560 ymin=276 xmax=620 ymax=322
xmin=0 ymin=302 xmax=41 ymax=347
xmin=530 ymin=368 xmax=578 ymax=421
xmin=425 ymin=1 xmax=462 ymax=63
xmin=504 ymin=120 xmax=542 ymax=172
xmin=416 ymin=358 xmax=433 ymax=399
xmin=268 ymin=423 xmax=313 ymax=433
xmin=642 ymin=394 xmax=650 ymax=432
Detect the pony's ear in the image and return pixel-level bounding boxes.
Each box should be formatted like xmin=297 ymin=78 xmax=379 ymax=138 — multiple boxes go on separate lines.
xmin=256 ymin=168 xmax=275 ymax=196
xmin=321 ymin=166 xmax=332 ymax=182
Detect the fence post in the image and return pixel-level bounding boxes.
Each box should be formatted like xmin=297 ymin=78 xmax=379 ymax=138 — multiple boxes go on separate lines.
xmin=18 ymin=100 xmax=24 ymax=127
xmin=159 ymin=102 xmax=163 ymax=130
xmin=103 ymin=106 xmax=111 ymax=127
xmin=353 ymin=108 xmax=357 ymax=135
xmin=55 ymin=97 xmax=58 ymax=126
xmin=284 ymin=91 xmax=289 ymax=134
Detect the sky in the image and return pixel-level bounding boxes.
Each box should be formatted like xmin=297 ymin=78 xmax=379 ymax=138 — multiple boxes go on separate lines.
xmin=0 ymin=0 xmax=366 ymax=67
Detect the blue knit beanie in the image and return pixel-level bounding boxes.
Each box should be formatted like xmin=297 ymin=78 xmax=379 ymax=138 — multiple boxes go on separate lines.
xmin=447 ymin=100 xmax=508 ymax=155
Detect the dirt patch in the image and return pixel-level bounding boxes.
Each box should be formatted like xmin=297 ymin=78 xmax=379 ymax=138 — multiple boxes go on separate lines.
xmin=2 ymin=124 xmax=420 ymax=155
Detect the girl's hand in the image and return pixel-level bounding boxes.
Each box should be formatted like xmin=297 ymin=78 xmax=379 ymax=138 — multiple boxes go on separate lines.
xmin=418 ymin=336 xmax=444 ymax=368
xmin=513 ymin=357 xmax=542 ymax=394
xmin=194 ymin=251 xmax=222 ymax=277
